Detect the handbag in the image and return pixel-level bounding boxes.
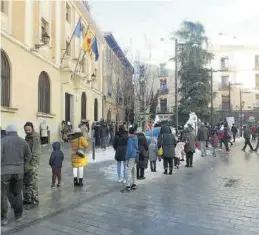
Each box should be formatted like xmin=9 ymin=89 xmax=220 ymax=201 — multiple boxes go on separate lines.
xmin=158 ymin=135 xmax=163 ymax=156
xmin=76 ymin=138 xmax=85 ymax=158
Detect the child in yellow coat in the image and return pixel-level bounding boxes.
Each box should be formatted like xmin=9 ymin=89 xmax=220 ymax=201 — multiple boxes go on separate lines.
xmin=70 ymin=128 xmax=88 ymax=186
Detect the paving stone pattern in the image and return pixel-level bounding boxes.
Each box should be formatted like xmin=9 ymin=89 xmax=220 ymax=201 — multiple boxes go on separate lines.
xmin=3 ymin=141 xmax=259 ymax=235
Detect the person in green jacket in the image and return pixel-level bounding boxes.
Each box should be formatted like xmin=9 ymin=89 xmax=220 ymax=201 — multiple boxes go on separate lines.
xmin=242 ymin=125 xmax=254 ymax=152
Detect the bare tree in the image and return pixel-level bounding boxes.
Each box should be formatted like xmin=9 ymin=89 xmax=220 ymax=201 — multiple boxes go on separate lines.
xmin=134 ymin=63 xmax=158 ymax=131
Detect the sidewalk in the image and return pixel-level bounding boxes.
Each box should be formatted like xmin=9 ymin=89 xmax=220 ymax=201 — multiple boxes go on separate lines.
xmin=4 ymin=140 xmax=259 ymax=235
xmin=2 ymin=138 xmax=253 ymax=234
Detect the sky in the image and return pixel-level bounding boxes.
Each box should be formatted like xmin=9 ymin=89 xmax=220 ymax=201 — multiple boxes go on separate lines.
xmin=90 ymin=0 xmax=259 ymax=64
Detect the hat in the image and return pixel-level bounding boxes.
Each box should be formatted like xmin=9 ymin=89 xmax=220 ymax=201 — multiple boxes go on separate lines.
xmin=24 ymin=122 xmax=34 ymax=129
xmin=6 ymin=124 xmax=17 ymax=133
xmin=74 ymin=128 xmax=81 ymax=133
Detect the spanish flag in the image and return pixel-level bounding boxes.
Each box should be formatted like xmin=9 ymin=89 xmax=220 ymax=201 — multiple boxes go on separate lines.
xmin=82 ymin=29 xmax=92 ymax=54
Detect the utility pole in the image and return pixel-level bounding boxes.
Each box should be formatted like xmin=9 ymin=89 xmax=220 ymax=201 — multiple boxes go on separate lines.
xmin=210 ymin=68 xmax=213 ymax=125
xmin=175 ymin=38 xmax=178 ymax=134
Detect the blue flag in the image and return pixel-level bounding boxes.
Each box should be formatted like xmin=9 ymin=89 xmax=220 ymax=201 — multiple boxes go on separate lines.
xmin=91 ymin=37 xmax=99 ymax=61
xmin=74 ymin=19 xmax=82 ymax=38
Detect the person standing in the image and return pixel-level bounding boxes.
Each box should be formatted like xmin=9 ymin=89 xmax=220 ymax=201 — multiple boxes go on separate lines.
xmin=149 ymin=138 xmax=158 ymax=172
xmin=40 ymin=120 xmax=49 ymax=145
xmin=242 ymin=125 xmax=254 ymax=152
xmin=49 ymin=142 xmax=64 ymax=188
xmin=231 ymin=124 xmax=238 ymax=143
xmin=1 ymin=125 xmax=32 ymax=226
xmin=70 ymin=128 xmax=88 ymax=186
xmin=158 ymin=125 xmax=177 ymax=175
xmin=23 ymin=122 xmax=41 ymax=210
xmin=183 ymin=124 xmax=196 ymax=168
xmin=197 ymin=123 xmax=209 ymax=157
xmin=113 ymin=125 xmax=128 ymax=183
xmin=121 ymin=127 xmax=138 ymax=193
xmin=136 ymin=132 xmax=149 ymax=179
xmin=210 ymin=130 xmax=219 ymax=157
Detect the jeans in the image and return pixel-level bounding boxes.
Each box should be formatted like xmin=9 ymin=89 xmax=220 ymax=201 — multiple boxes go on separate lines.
xmin=199 ymin=141 xmax=207 ymax=156
xmin=233 ymin=133 xmax=236 ymax=142
xmin=117 ymin=161 xmax=126 ymax=180
xmin=52 ymin=168 xmax=61 ymax=185
xmin=163 ymin=157 xmax=173 ymax=171
xmin=1 ymin=174 xmax=23 ymax=219
xmin=186 ymin=152 xmax=194 ymax=167
xmin=242 ymin=138 xmax=253 ymax=151
xmin=126 ymin=159 xmax=136 ymax=187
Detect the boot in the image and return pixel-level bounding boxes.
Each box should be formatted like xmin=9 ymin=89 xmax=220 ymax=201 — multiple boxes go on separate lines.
xmin=164 ymin=169 xmax=168 ymax=175
xmin=169 ymin=169 xmax=173 ymax=175
xmin=79 ymin=178 xmax=83 ymax=187
xmin=74 ymin=178 xmax=79 ymax=186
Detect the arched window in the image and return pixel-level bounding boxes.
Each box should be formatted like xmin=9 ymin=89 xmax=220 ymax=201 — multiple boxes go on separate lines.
xmin=38 ymin=71 xmax=50 ymax=113
xmin=94 ymin=98 xmax=98 ymax=121
xmin=81 ymin=92 xmax=87 ymax=120
xmin=1 ymin=50 xmax=11 ymax=107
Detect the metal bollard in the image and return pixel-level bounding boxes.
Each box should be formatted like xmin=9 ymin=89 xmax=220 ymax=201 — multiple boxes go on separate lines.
xmin=92 ymin=140 xmax=95 ymax=160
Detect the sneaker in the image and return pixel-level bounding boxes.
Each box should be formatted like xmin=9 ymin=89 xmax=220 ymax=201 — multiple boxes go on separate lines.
xmin=51 ymin=185 xmax=55 ymax=189
xmin=131 ymin=184 xmax=137 ymax=190
xmin=120 ymin=186 xmax=131 ymax=193
xmin=163 ymin=170 xmax=168 ymax=175
xmin=57 ymin=184 xmax=61 ymax=187
xmin=15 ymin=214 xmax=23 ymax=222
xmin=185 ymin=165 xmax=190 ymax=168
xmin=169 ymin=170 xmax=173 ymax=175
xmin=1 ymin=218 xmax=7 ymax=226
xmin=118 ymin=178 xmax=123 ymax=183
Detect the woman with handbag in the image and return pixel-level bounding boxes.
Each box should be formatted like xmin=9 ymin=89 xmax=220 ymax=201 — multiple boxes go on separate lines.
xmin=70 ymin=128 xmax=89 ymax=187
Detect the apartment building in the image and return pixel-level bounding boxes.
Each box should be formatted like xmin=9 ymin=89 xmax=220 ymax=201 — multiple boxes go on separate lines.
xmin=211 ymin=44 xmax=259 ymax=112
xmin=1 ymin=0 xmax=104 ymax=140
xmin=103 ymin=32 xmax=134 ymax=125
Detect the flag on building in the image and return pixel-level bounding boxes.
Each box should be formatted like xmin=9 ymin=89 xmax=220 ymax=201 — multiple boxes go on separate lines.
xmin=74 ymin=18 xmax=83 ymax=38
xmin=91 ymin=37 xmax=99 ymax=61
xmin=82 ymin=29 xmax=92 ymax=53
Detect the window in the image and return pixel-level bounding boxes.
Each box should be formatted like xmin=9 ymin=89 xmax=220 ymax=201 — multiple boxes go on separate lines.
xmin=160 ymin=79 xmax=168 ymax=89
xmin=66 ymin=41 xmax=71 ymax=56
xmin=81 ymin=92 xmax=87 ymax=120
xmin=256 ymin=55 xmax=259 ymax=69
xmin=160 ymin=98 xmax=167 ymax=113
xmin=256 ymin=74 xmax=259 ymax=88
xmin=159 ymin=63 xmax=168 ymax=77
xmin=65 ymin=2 xmax=71 ymax=23
xmin=38 ymin=71 xmax=50 ymax=113
xmin=1 ymin=1 xmax=8 ymax=14
xmin=220 ymin=76 xmax=229 ymax=89
xmin=221 ymin=94 xmax=229 ymax=111
xmin=1 ymin=49 xmax=10 ymax=107
xmin=221 ymin=57 xmax=229 ymax=70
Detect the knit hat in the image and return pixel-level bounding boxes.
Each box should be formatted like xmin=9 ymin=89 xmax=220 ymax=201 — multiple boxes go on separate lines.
xmin=6 ymin=124 xmax=17 ymax=133
xmin=24 ymin=122 xmax=34 ymax=129
xmin=74 ymin=128 xmax=81 ymax=133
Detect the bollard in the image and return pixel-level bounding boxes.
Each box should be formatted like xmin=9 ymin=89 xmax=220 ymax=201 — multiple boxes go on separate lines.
xmin=92 ymin=140 xmax=95 ymax=160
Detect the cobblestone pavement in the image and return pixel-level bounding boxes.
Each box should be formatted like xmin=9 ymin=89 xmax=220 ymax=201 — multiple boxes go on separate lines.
xmin=3 ymin=140 xmax=259 ymax=235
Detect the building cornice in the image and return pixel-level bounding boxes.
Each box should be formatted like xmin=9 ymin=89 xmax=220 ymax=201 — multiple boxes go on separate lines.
xmin=1 ymin=30 xmax=60 ymax=70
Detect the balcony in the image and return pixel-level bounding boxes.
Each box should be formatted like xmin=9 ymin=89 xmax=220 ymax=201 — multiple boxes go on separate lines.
xmin=156 ymin=107 xmax=169 ymax=114
xmin=159 ymin=86 xmax=169 ymax=95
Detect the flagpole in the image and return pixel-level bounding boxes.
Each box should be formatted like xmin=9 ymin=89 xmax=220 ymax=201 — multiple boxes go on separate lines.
xmin=61 ymin=17 xmax=82 ymax=65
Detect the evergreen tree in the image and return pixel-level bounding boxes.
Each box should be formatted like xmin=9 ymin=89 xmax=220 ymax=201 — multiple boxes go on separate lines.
xmin=175 ymin=21 xmax=214 ymax=121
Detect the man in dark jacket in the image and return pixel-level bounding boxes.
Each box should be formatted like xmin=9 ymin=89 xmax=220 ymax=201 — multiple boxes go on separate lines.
xmin=23 ymin=122 xmax=41 ymax=209
xmin=197 ymin=123 xmax=209 ymax=157
xmin=231 ymin=124 xmax=238 ymax=142
xmin=242 ymin=125 xmax=253 ymax=151
xmin=158 ymin=125 xmax=177 ymax=175
xmin=49 ymin=142 xmax=64 ymax=188
xmin=113 ymin=125 xmax=128 ymax=182
xmin=1 ymin=125 xmax=32 ymax=226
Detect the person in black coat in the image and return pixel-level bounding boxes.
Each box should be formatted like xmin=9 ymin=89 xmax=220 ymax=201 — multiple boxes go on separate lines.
xmin=113 ymin=125 xmax=128 ymax=182
xmin=136 ymin=133 xmax=149 ymax=180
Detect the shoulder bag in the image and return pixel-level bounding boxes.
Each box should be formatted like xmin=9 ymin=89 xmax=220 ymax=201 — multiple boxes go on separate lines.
xmin=76 ymin=137 xmax=85 ymax=158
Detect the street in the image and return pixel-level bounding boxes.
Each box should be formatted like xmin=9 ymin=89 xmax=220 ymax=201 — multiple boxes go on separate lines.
xmin=2 ymin=141 xmax=259 ymax=235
